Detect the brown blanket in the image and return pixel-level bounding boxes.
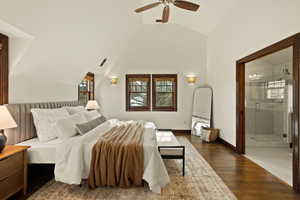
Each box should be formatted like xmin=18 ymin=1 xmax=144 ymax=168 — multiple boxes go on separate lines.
xmin=88 ymin=121 xmax=144 ymax=188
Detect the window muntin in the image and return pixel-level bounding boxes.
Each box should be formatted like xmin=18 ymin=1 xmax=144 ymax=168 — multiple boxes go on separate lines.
xmin=152 ymin=74 xmax=177 ymax=111
xmin=266 ymin=80 xmax=285 ymax=99
xmin=78 ymin=73 xmax=94 ymax=104
xmin=126 ymin=75 xmax=151 ymax=111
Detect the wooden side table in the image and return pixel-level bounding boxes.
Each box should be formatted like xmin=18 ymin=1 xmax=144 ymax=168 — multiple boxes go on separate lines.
xmin=0 ymin=145 xmax=30 ymax=200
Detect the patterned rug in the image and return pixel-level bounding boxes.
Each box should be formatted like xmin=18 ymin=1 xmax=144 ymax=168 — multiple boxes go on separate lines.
xmin=28 ymin=137 xmax=237 ymax=200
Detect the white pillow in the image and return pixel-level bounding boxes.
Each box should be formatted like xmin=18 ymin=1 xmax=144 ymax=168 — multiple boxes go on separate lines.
xmin=31 ymin=108 xmax=69 ymax=142
xmin=64 ymin=106 xmax=86 ymax=115
xmin=56 ymin=113 xmax=87 ymax=139
xmin=84 ymin=110 xmax=102 ymax=121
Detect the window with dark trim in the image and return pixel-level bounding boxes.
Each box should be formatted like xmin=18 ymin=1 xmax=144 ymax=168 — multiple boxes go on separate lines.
xmin=152 ymin=74 xmax=177 ymax=111
xmin=78 ymin=72 xmax=95 ymax=105
xmin=0 ymin=33 xmax=8 ymax=105
xmin=126 ymin=74 xmax=151 ymax=111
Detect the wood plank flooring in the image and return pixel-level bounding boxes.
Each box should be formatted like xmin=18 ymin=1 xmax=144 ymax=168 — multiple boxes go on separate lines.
xmin=10 ymin=134 xmax=300 ymax=200
xmin=185 ymin=134 xmax=300 ymax=200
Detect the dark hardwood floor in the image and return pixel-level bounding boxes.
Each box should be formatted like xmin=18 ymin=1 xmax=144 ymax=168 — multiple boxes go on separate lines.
xmin=184 ymin=134 xmax=300 ymax=200
xmin=10 ymin=134 xmax=300 ymax=200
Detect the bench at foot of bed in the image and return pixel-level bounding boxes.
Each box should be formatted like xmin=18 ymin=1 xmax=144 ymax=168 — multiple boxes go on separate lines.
xmin=156 ymin=131 xmax=185 ymax=176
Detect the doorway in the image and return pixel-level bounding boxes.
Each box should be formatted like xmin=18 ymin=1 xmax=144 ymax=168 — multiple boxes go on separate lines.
xmin=236 ymin=33 xmax=300 ymax=192
xmin=245 ymin=47 xmax=293 ymax=185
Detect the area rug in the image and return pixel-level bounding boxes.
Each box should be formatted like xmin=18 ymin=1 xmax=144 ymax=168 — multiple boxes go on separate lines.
xmin=28 ymin=137 xmax=237 ymax=200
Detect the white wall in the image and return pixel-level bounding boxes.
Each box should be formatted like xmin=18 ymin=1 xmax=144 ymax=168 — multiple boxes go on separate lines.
xmin=95 ymin=24 xmax=207 ymax=129
xmin=0 ymin=0 xmax=142 ymax=103
xmin=207 ymin=0 xmax=300 ymax=146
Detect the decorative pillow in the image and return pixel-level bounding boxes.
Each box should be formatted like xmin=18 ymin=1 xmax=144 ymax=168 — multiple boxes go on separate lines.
xmin=56 ymin=113 xmax=87 ymax=139
xmin=83 ymin=110 xmax=102 ymax=121
xmin=64 ymin=106 xmax=86 ymax=115
xmin=76 ymin=116 xmax=107 ymax=135
xmin=31 ymin=108 xmax=69 ymax=141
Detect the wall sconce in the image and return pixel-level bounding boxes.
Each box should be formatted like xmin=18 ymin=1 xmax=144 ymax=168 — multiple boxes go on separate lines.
xmin=186 ymin=75 xmax=197 ymax=85
xmin=110 ymin=76 xmax=118 ymax=85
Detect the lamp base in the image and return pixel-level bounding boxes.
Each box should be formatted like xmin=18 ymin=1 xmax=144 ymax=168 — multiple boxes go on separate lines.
xmin=0 ymin=133 xmax=7 ymax=153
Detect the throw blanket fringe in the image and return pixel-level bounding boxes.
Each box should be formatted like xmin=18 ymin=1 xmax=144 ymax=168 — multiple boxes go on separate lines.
xmin=88 ymin=121 xmax=145 ymax=188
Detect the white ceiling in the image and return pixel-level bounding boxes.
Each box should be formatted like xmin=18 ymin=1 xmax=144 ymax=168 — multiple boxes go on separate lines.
xmin=138 ymin=0 xmax=239 ymax=35
xmin=0 ymin=0 xmax=142 ymax=83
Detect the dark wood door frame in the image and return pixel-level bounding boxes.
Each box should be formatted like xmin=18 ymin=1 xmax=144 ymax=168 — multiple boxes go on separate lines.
xmin=236 ymin=33 xmax=300 ymax=192
xmin=0 ymin=33 xmax=9 ymax=105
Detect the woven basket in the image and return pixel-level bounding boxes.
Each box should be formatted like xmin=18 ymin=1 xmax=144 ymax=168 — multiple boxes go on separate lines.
xmin=201 ymin=127 xmax=219 ymax=142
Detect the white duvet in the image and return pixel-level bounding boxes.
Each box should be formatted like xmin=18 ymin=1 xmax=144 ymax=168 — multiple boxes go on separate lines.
xmin=54 ymin=119 xmax=170 ymax=193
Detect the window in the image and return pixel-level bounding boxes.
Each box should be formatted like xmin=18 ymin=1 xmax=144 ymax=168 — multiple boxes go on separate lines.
xmin=78 ymin=72 xmax=94 ymax=105
xmin=126 ymin=74 xmax=151 ymax=111
xmin=0 ymin=33 xmax=8 ymax=105
xmin=266 ymin=80 xmax=285 ymax=99
xmin=152 ymin=74 xmax=177 ymax=111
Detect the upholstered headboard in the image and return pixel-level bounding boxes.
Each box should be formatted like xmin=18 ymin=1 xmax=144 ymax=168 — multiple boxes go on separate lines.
xmin=4 ymin=101 xmax=81 ymax=145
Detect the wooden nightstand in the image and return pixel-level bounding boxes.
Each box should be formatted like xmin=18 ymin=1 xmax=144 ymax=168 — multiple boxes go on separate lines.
xmin=0 ymin=145 xmax=30 ymax=200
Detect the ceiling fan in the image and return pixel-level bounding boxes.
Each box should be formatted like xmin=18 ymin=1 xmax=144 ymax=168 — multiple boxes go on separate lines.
xmin=135 ymin=0 xmax=200 ymax=23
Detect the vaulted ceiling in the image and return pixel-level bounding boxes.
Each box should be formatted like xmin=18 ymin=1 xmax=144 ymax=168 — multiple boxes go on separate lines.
xmin=138 ymin=0 xmax=238 ymax=35
xmin=0 ymin=0 xmax=240 ymax=102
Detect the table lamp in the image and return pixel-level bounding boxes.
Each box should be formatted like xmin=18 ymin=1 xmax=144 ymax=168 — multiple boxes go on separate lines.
xmin=85 ymin=100 xmax=100 ymax=111
xmin=0 ymin=106 xmax=17 ymax=153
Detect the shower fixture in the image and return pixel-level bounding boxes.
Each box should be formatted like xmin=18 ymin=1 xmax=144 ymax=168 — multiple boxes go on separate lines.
xmin=282 ymin=65 xmax=290 ymax=75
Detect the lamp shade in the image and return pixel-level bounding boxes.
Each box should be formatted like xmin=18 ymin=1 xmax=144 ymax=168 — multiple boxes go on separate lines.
xmin=86 ymin=100 xmax=100 ymax=110
xmin=0 ymin=106 xmax=17 ymax=130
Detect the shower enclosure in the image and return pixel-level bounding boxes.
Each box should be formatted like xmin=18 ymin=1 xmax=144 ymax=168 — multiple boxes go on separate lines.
xmin=245 ymin=64 xmax=293 ymax=147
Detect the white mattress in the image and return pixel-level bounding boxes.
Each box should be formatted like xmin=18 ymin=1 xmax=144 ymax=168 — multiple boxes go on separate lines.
xmin=18 ymin=138 xmax=64 ymax=164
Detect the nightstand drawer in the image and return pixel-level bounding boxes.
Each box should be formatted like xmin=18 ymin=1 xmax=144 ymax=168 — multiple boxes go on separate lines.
xmin=0 ymin=170 xmax=23 ymax=200
xmin=0 ymin=152 xmax=23 ymax=181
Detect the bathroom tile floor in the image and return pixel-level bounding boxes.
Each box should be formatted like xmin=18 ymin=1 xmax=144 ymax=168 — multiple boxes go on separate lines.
xmin=245 ymin=146 xmax=292 ymax=186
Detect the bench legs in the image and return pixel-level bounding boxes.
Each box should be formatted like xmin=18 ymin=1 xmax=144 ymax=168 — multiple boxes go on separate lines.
xmin=158 ymin=146 xmax=185 ymax=176
xmin=183 ymin=147 xmax=185 ymax=176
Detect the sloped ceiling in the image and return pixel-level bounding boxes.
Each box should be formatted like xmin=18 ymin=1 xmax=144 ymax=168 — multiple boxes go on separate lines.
xmin=0 ymin=0 xmax=240 ymax=82
xmin=0 ymin=0 xmax=241 ymax=102
xmin=0 ymin=0 xmax=142 ymax=85
xmin=138 ymin=0 xmax=238 ymax=35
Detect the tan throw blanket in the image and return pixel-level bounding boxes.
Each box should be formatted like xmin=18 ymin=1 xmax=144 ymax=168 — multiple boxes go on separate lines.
xmin=88 ymin=121 xmax=145 ymax=188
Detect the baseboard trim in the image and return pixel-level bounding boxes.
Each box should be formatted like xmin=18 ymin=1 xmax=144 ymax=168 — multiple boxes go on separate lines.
xmin=172 ymin=129 xmax=191 ymax=134
xmin=157 ymin=129 xmax=172 ymax=132
xmin=217 ymin=137 xmax=237 ymax=152
xmin=157 ymin=129 xmax=191 ymax=135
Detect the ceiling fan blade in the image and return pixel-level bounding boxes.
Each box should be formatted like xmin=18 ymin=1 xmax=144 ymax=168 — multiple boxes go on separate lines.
xmin=135 ymin=2 xmax=161 ymax=13
xmin=156 ymin=19 xmax=163 ymax=23
xmin=162 ymin=5 xmax=170 ymax=23
xmin=173 ymin=0 xmax=200 ymax=11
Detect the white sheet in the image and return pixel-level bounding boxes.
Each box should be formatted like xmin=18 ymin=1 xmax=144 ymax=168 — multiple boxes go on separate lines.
xmin=54 ymin=119 xmax=170 ymax=193
xmin=18 ymin=138 xmax=64 ymax=164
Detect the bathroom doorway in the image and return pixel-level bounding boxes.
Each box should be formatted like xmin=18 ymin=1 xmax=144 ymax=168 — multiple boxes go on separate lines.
xmin=245 ymin=47 xmax=293 ymax=185
xmin=236 ymin=33 xmax=300 ymax=192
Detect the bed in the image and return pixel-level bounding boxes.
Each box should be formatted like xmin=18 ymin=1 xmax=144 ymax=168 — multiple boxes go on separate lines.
xmin=4 ymin=101 xmax=170 ymax=193
xmin=18 ymin=137 xmax=62 ymax=164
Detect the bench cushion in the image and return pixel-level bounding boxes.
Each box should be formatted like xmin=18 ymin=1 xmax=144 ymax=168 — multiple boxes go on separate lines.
xmin=156 ymin=131 xmax=183 ymax=156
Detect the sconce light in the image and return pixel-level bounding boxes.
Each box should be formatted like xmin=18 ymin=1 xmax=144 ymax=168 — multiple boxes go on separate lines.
xmin=186 ymin=75 xmax=197 ymax=85
xmin=110 ymin=76 xmax=118 ymax=85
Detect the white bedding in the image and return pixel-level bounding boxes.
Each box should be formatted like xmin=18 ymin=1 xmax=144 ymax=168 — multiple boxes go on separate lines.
xmin=18 ymin=137 xmax=64 ymax=164
xmin=54 ymin=119 xmax=170 ymax=193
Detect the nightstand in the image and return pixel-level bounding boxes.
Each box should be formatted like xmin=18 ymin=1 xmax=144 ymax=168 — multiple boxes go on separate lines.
xmin=0 ymin=145 xmax=30 ymax=200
